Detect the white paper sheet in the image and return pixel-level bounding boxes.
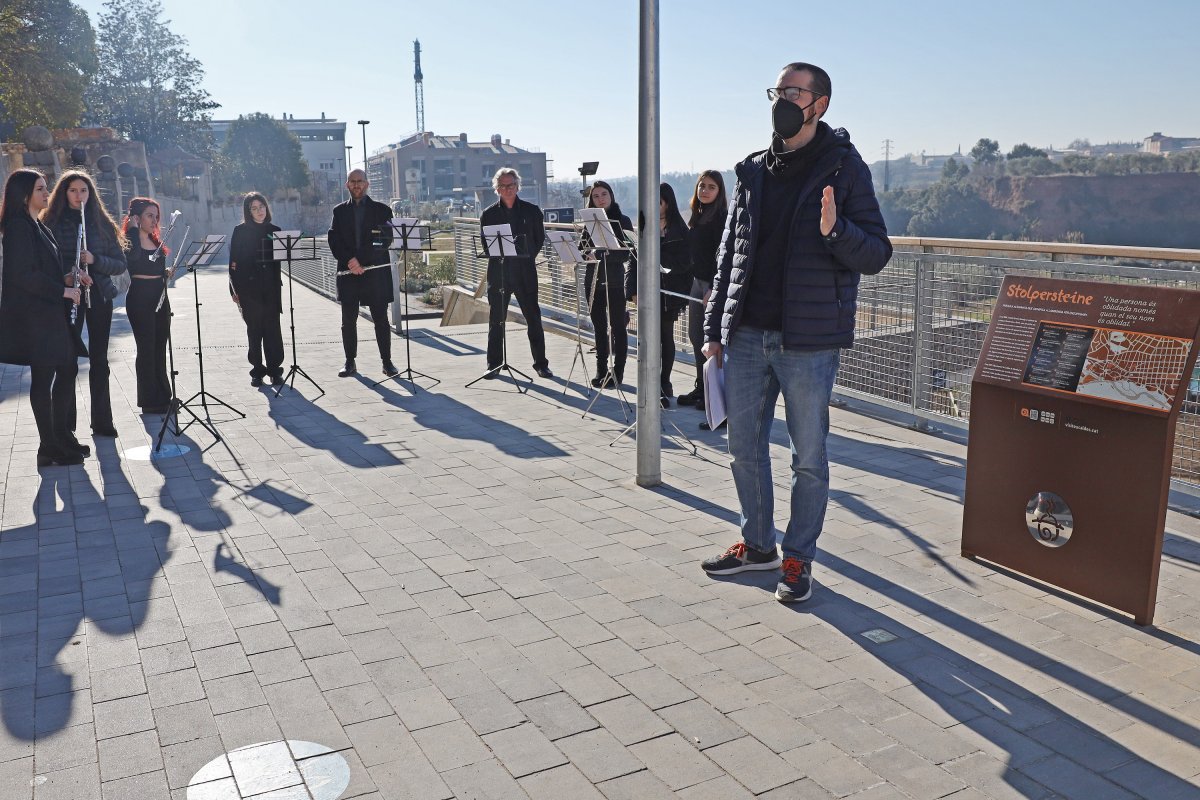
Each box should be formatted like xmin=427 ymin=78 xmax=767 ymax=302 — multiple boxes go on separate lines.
xmin=703 ymin=355 xmax=726 ymax=430
xmin=388 ymin=218 xmax=429 ymax=250
xmin=546 ymin=230 xmax=586 ymax=264
xmin=578 ymin=208 xmax=627 ymax=251
xmin=271 ymin=230 xmax=303 ymax=260
xmin=482 ymin=224 xmax=517 ymax=257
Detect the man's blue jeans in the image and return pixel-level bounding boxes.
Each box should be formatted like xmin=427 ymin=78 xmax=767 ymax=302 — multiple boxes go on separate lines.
xmin=725 ymin=327 xmax=839 ymax=563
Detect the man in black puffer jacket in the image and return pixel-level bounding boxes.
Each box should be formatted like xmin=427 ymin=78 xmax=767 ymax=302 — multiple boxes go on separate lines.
xmin=699 ymin=62 xmax=892 ymax=604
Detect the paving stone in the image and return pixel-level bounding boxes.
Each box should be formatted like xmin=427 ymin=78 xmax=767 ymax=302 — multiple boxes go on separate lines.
xmin=518 ymin=764 xmax=606 ymax=800
xmin=676 ymin=775 xmax=756 ymax=799
xmin=28 ymin=762 xmax=100 ymax=800
xmin=658 ymin=698 xmax=746 ymax=750
xmin=629 ymin=734 xmax=723 ymax=791
xmin=93 ymin=694 xmax=154 ymax=740
xmin=146 ymin=668 xmax=205 ymax=709
xmin=97 ymin=729 xmax=163 ymax=782
xmin=411 ymin=719 xmax=493 ymax=772
xmin=442 ymin=758 xmax=531 ymax=800
xmin=556 ymin=728 xmax=642 ymax=782
xmin=586 ymin=696 xmax=672 ymax=746
xmin=518 ymin=692 xmax=599 ymax=740
xmin=388 ymin=686 xmax=460 ymax=731
xmin=450 ymin=688 xmax=527 ymax=737
xmin=483 ymin=721 xmax=569 ymax=778
xmin=596 ymin=769 xmax=677 ymax=800
xmin=153 ymin=698 xmax=218 ymax=747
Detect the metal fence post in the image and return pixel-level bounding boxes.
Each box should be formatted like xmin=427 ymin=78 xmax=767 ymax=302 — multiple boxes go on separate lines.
xmin=910 ymin=249 xmax=934 ymax=431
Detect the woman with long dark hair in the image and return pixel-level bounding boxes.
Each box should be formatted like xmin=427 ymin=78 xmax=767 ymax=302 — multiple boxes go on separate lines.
xmin=0 ymin=169 xmax=88 ymax=466
xmin=122 ymin=197 xmax=172 ymax=414
xmin=678 ymin=170 xmax=728 ymax=409
xmin=42 ymin=169 xmax=129 ymax=437
xmin=627 ymin=182 xmax=693 ymax=407
xmin=228 ymin=192 xmax=283 ymax=386
xmin=584 ymin=180 xmax=634 ymax=386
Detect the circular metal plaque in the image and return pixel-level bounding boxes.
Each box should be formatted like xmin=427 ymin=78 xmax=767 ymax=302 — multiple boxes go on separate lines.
xmin=1025 ymin=492 xmax=1073 ymax=548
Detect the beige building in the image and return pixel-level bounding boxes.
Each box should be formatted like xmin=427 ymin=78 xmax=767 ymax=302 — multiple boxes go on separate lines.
xmin=367 ymin=131 xmax=549 ymax=213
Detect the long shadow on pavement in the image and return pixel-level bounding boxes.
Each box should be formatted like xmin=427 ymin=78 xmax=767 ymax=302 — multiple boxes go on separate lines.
xmin=0 ymin=439 xmax=170 ymax=740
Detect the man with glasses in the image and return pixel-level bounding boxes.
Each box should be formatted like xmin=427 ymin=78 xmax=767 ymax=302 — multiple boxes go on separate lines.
xmin=479 ymin=168 xmax=553 ymax=379
xmin=699 ymin=62 xmax=892 ymax=602
xmin=328 ymin=169 xmax=397 ymax=378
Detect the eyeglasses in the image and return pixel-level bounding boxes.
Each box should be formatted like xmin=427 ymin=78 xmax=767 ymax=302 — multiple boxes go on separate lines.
xmin=497 ymin=182 xmax=518 ymax=190
xmin=766 ymin=86 xmax=823 ymax=103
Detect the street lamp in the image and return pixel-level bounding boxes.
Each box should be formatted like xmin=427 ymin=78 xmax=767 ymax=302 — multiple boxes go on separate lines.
xmin=357 ymin=119 xmax=370 ymax=174
xmin=579 ymin=161 xmax=598 ymax=200
xmin=344 ymin=146 xmax=353 ymax=200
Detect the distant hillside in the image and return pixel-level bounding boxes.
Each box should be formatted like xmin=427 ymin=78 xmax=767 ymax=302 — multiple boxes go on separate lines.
xmin=881 ymin=173 xmax=1200 ymax=248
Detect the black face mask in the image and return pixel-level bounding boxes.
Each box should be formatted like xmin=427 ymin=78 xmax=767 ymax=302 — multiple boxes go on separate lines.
xmin=771 ymin=98 xmax=816 ymax=140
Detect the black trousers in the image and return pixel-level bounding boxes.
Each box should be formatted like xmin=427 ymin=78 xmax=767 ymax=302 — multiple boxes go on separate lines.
xmin=487 ymin=259 xmax=547 ymax=371
xmin=687 ymin=278 xmax=711 ymax=390
xmin=68 ymin=297 xmax=115 ymax=430
xmin=586 ymin=260 xmax=627 ymax=377
xmin=660 ymin=304 xmax=683 ymax=397
xmin=127 ymin=279 xmax=171 ymax=409
xmin=341 ymin=301 xmax=391 ymax=362
xmin=241 ymin=295 xmax=284 ymax=379
xmin=30 ymin=363 xmax=77 ymax=452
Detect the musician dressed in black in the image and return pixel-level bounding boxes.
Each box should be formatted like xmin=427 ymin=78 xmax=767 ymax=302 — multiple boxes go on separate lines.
xmin=229 ymin=192 xmax=283 ymax=387
xmin=328 ymin=169 xmax=395 ymax=377
xmin=123 ymin=197 xmax=172 ymax=414
xmin=0 ymin=169 xmax=88 ymax=466
xmin=42 ymin=169 xmax=129 ymax=437
xmin=479 ymin=168 xmax=552 ymax=379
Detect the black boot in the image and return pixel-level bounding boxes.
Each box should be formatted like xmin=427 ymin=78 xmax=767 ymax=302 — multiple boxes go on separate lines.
xmin=339 ymin=359 xmax=357 ymax=377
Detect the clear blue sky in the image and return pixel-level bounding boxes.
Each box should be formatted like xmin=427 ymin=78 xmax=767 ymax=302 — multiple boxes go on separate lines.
xmin=74 ymin=0 xmax=1200 ymax=183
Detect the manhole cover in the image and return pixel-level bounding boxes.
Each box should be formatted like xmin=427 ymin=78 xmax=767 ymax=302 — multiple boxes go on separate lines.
xmin=187 ymin=740 xmax=350 ymax=799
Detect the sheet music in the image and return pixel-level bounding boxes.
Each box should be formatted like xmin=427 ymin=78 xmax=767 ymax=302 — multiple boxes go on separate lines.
xmin=482 ymin=224 xmax=517 ymax=257
xmin=272 ymin=230 xmax=302 ymax=261
xmin=387 ymin=218 xmax=429 ymax=250
xmin=578 ymin=208 xmax=626 ymax=251
xmin=703 ymin=355 xmax=726 ymax=430
xmin=546 ymin=230 xmax=586 ymax=264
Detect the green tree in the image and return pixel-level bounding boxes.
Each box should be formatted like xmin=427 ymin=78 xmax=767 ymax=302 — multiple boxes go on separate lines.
xmin=1006 ymin=156 xmax=1056 ymax=176
xmin=941 ymin=157 xmax=970 ymax=182
xmin=906 ymin=181 xmax=1007 ymax=239
xmin=0 ymin=0 xmax=97 ymax=133
xmin=1061 ymin=154 xmax=1096 ymax=174
xmin=1007 ymin=143 xmax=1047 ymax=159
xmin=969 ymin=138 xmax=1001 ymax=164
xmin=220 ymin=113 xmax=309 ymax=197
xmin=84 ymin=0 xmax=217 ymax=154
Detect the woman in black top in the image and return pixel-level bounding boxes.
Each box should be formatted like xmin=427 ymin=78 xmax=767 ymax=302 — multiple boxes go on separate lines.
xmin=0 ymin=169 xmax=88 ymax=466
xmin=42 ymin=170 xmax=129 ymax=437
xmin=123 ymin=197 xmax=173 ymax=414
xmin=678 ymin=170 xmax=728 ymax=409
xmin=228 ymin=192 xmax=283 ymax=386
xmin=583 ymin=181 xmax=633 ymax=386
xmin=627 ymin=183 xmax=693 ymax=407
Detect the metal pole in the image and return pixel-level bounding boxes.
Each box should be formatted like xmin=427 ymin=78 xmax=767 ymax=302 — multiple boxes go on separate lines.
xmin=358 ymin=120 xmax=370 ymax=171
xmin=636 ymin=0 xmax=661 ymax=487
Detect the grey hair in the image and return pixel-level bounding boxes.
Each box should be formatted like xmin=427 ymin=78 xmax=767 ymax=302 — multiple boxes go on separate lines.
xmin=492 ymin=167 xmax=521 ymax=192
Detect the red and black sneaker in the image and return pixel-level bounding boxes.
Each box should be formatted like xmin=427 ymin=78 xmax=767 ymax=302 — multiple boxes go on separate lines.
xmin=776 ymin=558 xmax=813 ymax=603
xmin=701 ymin=542 xmax=782 ymax=575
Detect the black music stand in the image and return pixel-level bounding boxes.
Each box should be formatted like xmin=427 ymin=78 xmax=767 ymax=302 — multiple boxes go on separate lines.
xmin=267 ymin=233 xmax=324 ymax=399
xmin=175 ymin=235 xmax=244 ymax=442
xmin=465 ymin=228 xmax=532 ymax=392
xmin=545 ymin=229 xmax=593 ymax=399
xmin=373 ymin=219 xmax=438 ymax=389
xmin=154 ymin=235 xmax=221 ymax=451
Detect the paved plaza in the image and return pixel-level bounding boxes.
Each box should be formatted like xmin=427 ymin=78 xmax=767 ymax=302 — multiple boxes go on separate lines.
xmin=2 ymin=263 xmax=1199 ymax=800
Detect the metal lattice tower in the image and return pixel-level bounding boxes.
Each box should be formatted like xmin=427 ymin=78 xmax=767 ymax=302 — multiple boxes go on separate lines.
xmin=414 ymin=40 xmax=425 ymax=133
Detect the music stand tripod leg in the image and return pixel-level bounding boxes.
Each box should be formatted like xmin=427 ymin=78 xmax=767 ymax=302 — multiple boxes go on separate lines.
xmin=373 ymin=244 xmax=439 ymax=389
xmin=274 ymin=244 xmax=325 ymax=399
xmin=466 ymin=250 xmax=532 ymax=392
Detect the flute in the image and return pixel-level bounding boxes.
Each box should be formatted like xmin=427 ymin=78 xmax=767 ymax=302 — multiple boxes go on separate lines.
xmin=148 ymin=210 xmax=182 ymax=262
xmin=80 ymin=211 xmax=91 ymax=309
xmin=70 ymin=225 xmax=84 ymax=324
xmin=335 ymin=262 xmax=391 ymax=277
xmin=156 ymin=224 xmax=190 ymax=313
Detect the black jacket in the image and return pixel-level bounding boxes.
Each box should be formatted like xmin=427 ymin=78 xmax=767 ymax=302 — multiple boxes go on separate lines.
xmin=584 ymin=212 xmax=633 ymax=297
xmin=625 ymin=220 xmax=693 ymax=313
xmin=688 ymin=208 xmax=725 ymax=285
xmin=43 ymin=208 xmax=128 ymax=302
xmin=229 ymin=221 xmax=282 ymax=310
xmin=0 ymin=215 xmax=85 ymax=366
xmin=328 ymin=196 xmax=394 ymax=306
xmin=479 ymin=197 xmax=545 ymax=269
xmin=704 ymin=124 xmax=892 ymax=350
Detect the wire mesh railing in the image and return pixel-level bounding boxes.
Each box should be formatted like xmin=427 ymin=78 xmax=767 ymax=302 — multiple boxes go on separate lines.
xmin=451 ymin=220 xmax=1200 ymax=487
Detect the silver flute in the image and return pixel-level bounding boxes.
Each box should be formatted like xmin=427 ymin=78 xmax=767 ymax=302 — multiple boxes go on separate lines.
xmin=148 ymin=210 xmax=182 ymax=262
xmin=335 ymin=262 xmax=392 ymax=276
xmin=80 ymin=211 xmax=91 ymax=309
xmin=156 ymin=224 xmax=190 ymax=313
xmin=70 ymin=225 xmax=84 ymax=324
